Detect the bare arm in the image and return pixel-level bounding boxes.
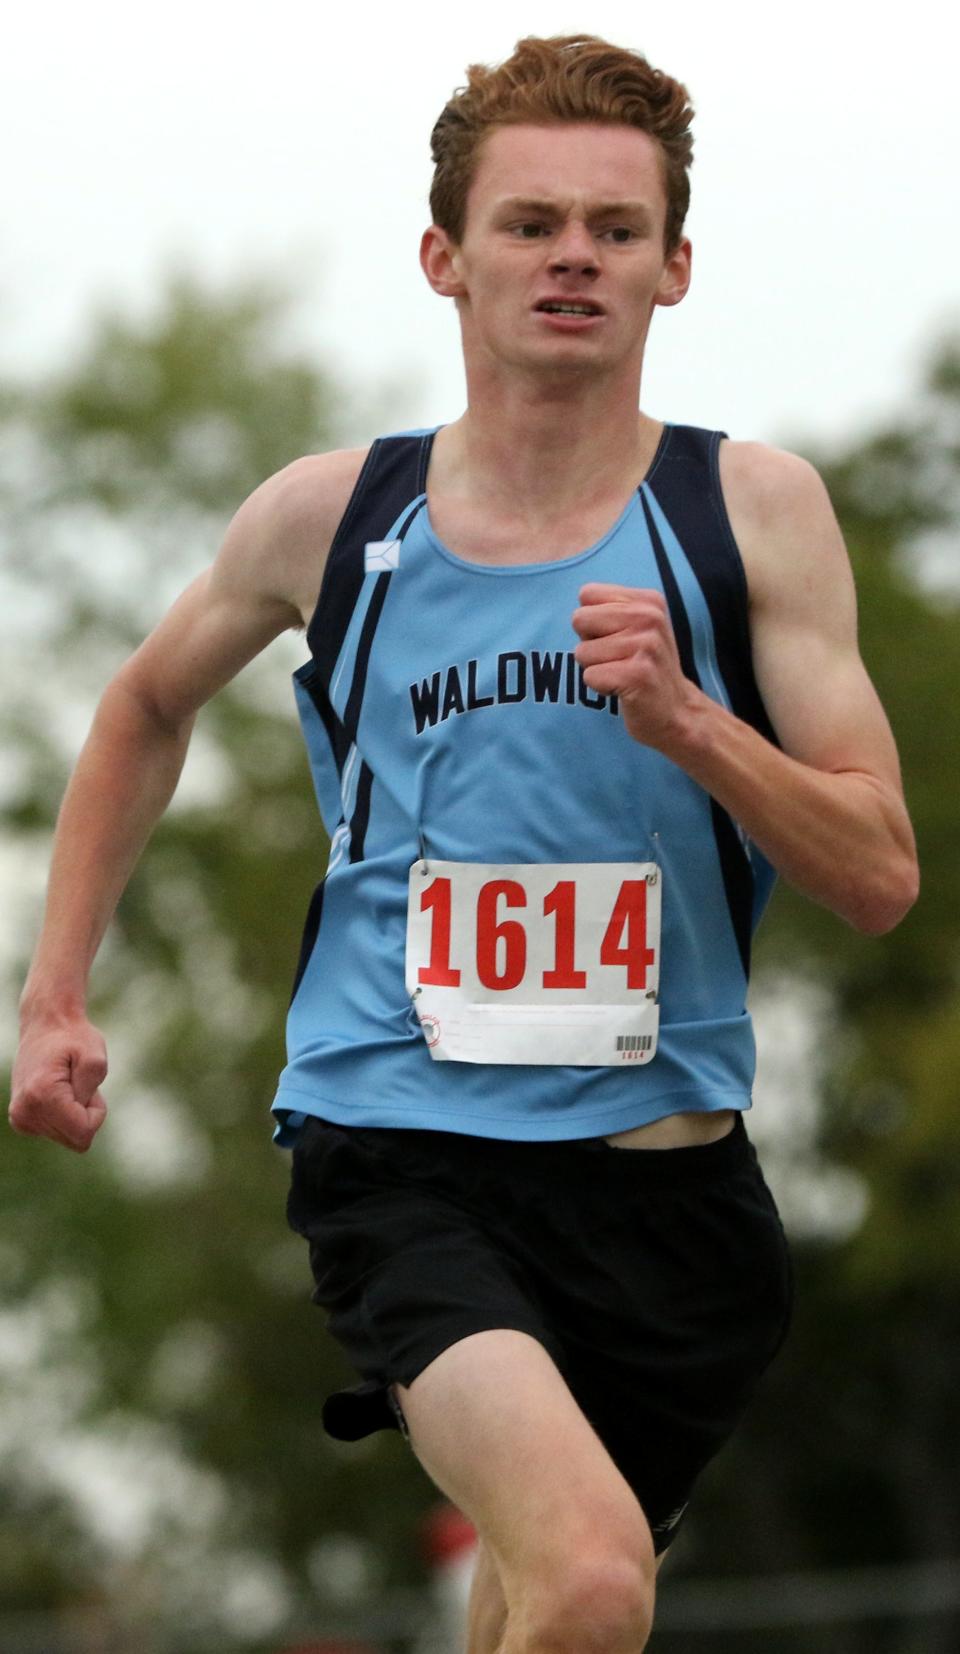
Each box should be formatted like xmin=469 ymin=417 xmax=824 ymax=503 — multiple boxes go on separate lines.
xmin=11 ymin=448 xmax=365 ymax=1150
xmin=572 ymin=443 xmax=918 ymax=935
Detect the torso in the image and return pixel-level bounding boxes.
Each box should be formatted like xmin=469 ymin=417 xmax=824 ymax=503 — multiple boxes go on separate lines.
xmin=604 ymin=1109 xmax=736 ymax=1149
xmin=274 ymin=421 xmax=774 ymax=1146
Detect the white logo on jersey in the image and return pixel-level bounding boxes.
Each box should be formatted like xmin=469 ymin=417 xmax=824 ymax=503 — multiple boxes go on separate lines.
xmin=364 ymin=540 xmax=401 ymax=573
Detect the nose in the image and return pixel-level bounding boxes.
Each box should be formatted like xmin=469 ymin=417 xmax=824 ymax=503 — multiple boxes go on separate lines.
xmin=548 ymin=220 xmax=600 ymax=278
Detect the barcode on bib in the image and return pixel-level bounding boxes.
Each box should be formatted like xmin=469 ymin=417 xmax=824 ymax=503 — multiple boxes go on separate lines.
xmin=616 ymin=1035 xmax=654 ymax=1053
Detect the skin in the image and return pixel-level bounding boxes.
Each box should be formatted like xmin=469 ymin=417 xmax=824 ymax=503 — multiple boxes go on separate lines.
xmin=9 ymin=113 xmax=919 ymax=1654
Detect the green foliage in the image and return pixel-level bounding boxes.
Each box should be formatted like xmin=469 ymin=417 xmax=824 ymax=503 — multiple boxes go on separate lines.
xmin=787 ymin=340 xmax=960 ymax=1288
xmin=41 ymin=272 xmax=337 ymax=515
xmin=723 ymin=338 xmax=960 ymax=1609
xmin=1 ymin=276 xmax=431 ymax=1642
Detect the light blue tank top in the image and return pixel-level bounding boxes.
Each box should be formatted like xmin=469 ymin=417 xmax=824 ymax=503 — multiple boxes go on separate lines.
xmin=272 ymin=424 xmax=777 ymax=1143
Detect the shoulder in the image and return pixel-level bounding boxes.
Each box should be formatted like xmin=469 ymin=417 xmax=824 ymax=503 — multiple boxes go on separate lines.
xmin=718 ymin=439 xmax=834 ymax=533
xmin=217 ymin=447 xmax=369 ymax=625
xmin=250 ymin=446 xmax=370 ymax=555
xmin=717 ymin=438 xmax=850 ymax=615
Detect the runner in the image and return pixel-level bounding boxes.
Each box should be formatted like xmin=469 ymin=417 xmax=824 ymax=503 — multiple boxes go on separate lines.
xmin=11 ymin=35 xmax=918 ymax=1654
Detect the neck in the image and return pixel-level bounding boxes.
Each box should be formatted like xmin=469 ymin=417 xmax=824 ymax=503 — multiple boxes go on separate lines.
xmin=438 ymin=353 xmax=659 ymax=520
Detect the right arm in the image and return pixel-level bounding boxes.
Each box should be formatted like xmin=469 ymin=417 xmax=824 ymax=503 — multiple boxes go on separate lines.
xmin=10 ymin=448 xmax=365 ymax=1151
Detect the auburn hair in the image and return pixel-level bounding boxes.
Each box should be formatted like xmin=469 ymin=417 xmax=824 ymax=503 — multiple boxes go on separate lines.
xmin=429 ymin=35 xmax=695 ymax=252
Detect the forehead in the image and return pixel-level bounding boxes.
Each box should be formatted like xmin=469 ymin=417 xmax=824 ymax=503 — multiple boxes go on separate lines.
xmin=465 ymin=122 xmax=667 ymax=220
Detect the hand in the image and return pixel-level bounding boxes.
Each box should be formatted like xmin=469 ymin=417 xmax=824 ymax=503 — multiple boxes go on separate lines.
xmin=572 ymin=582 xmax=699 ymax=751
xmin=9 ymin=1014 xmax=108 ymax=1153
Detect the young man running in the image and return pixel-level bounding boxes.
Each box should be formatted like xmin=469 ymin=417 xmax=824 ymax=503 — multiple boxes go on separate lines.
xmin=11 ymin=35 xmax=917 ymax=1654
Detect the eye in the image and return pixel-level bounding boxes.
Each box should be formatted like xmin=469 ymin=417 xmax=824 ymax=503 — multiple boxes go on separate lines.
xmin=602 ymin=226 xmax=639 ymax=244
xmin=511 ymin=222 xmax=550 ymax=239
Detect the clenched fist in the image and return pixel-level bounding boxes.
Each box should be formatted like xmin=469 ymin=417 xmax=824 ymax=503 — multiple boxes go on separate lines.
xmin=9 ymin=1015 xmax=108 ymax=1153
xmin=572 ymin=582 xmax=699 ymax=751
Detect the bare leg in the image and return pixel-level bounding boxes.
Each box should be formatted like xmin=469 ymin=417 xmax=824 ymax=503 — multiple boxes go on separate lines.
xmin=467 ymin=1536 xmax=508 ymax=1654
xmin=393 ymin=1329 xmax=656 ymax=1653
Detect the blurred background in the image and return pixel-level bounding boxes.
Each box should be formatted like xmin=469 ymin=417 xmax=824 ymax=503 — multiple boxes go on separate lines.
xmin=1 ymin=1 xmax=958 ymax=1649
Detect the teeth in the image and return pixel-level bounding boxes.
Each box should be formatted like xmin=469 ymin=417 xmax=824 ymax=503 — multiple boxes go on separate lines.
xmin=543 ymin=303 xmax=595 ymax=315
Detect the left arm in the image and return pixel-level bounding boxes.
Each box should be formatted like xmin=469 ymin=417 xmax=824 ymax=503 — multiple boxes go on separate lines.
xmin=571 ymin=443 xmax=918 ymax=935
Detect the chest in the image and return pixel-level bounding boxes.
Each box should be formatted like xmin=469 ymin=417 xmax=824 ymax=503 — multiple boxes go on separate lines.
xmin=425 ymin=492 xmax=638 ymax=567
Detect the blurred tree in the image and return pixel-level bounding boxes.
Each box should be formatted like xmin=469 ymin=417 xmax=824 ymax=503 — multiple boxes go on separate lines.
xmin=0 ymin=277 xmax=430 ymax=1646
xmin=1 ymin=291 xmax=958 ymax=1651
xmin=682 ymin=336 xmax=960 ymax=1651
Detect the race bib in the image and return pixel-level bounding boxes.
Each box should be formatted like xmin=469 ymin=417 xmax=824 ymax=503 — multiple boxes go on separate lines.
xmin=405 ymin=860 xmax=661 ymax=1066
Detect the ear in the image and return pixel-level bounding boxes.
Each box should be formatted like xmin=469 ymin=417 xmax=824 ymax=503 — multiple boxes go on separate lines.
xmin=654 ymin=237 xmax=692 ymax=310
xmin=420 ymin=225 xmax=467 ymax=298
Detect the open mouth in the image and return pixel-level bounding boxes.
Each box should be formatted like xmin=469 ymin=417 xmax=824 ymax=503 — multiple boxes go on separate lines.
xmin=536 ymin=301 xmax=603 ymax=316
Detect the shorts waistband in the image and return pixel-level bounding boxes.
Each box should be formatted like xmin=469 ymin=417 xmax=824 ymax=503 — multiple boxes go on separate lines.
xmin=396 ymin=1109 xmax=755 ymax=1193
xmin=566 ymin=1110 xmax=753 ymax=1189
xmin=306 ymin=1109 xmax=755 ymax=1194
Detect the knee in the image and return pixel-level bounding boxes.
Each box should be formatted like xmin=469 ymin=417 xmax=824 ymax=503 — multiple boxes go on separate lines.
xmin=521 ymin=1550 xmax=655 ymax=1653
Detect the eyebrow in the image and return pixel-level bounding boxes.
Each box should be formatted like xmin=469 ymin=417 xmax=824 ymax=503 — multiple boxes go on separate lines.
xmin=496 ymin=196 xmax=655 ymax=224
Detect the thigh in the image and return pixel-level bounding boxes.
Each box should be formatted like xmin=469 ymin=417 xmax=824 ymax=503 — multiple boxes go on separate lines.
xmin=547 ymin=1132 xmax=793 ymax=1538
xmin=393 ymin=1326 xmax=656 ymax=1604
xmin=288 ymin=1117 xmax=566 ymax=1438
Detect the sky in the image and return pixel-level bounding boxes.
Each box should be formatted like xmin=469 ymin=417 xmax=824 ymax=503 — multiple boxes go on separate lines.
xmin=3 ymin=0 xmax=958 ymax=453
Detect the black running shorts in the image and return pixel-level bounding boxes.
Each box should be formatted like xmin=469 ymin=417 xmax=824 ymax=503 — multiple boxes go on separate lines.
xmin=286 ymin=1111 xmax=792 ymax=1553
